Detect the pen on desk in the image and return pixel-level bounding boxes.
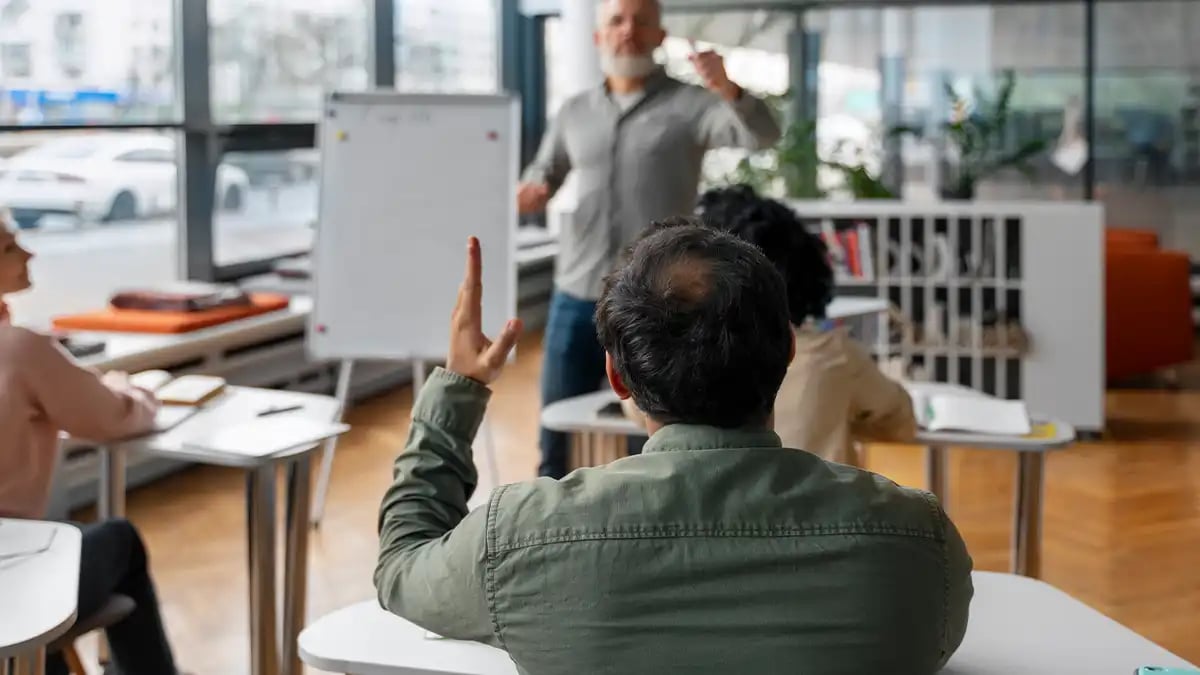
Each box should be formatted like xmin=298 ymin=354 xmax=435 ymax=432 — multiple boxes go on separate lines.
xmin=257 ymin=404 xmax=303 ymax=417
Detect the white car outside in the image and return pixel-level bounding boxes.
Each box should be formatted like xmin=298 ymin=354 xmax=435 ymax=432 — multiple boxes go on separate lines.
xmin=0 ymin=133 xmax=249 ymax=229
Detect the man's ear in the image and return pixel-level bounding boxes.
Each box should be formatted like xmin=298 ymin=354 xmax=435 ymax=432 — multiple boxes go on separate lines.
xmin=593 ymin=30 xmax=601 ymax=47
xmin=606 ymin=352 xmax=632 ymax=400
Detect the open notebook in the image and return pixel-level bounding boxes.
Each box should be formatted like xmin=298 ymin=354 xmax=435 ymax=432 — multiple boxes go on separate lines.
xmin=130 ymin=370 xmax=227 ymax=406
xmin=907 ymin=389 xmax=1032 ymax=437
xmin=906 ymin=382 xmax=1032 ymax=436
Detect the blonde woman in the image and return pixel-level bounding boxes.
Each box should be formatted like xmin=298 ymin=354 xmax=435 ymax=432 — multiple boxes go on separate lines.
xmin=0 ymin=213 xmax=180 ymax=675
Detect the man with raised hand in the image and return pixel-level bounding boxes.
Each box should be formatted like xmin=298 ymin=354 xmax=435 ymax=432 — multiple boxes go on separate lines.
xmin=375 ymin=228 xmax=972 ymax=675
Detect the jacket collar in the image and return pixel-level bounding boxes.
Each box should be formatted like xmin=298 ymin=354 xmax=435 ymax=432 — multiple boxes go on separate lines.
xmin=642 ymin=424 xmax=782 ymax=455
xmin=593 ymin=66 xmax=673 ymax=104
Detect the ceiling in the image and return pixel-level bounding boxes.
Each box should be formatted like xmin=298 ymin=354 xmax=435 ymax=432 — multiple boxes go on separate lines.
xmin=521 ymin=0 xmax=1093 ymax=14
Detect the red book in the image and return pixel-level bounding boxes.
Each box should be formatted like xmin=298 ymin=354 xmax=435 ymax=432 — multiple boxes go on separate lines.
xmin=842 ymin=230 xmax=862 ymax=277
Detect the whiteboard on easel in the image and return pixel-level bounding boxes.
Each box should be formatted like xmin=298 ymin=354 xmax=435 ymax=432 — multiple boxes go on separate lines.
xmin=308 ymin=92 xmax=519 ymax=361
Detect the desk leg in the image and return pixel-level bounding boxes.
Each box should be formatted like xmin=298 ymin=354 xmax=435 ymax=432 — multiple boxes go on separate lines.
xmin=95 ymin=445 xmax=126 ymax=667
xmin=925 ymin=445 xmax=949 ymax=508
xmin=12 ymin=647 xmax=45 ymax=675
xmin=281 ymin=455 xmax=313 ymax=675
xmin=97 ymin=445 xmax=126 ymax=520
xmin=246 ymin=466 xmax=279 ymax=675
xmin=1012 ymin=452 xmax=1045 ymax=578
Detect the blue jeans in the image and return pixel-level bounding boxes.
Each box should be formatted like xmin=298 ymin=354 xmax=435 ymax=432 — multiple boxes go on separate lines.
xmin=539 ymin=291 xmax=644 ymax=478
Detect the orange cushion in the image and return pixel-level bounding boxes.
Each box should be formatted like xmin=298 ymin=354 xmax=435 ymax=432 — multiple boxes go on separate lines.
xmin=1106 ymin=228 xmax=1160 ymax=252
xmin=52 ymin=293 xmax=290 ymax=334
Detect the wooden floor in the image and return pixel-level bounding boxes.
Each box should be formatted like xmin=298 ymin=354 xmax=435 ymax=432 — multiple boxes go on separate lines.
xmin=92 ymin=332 xmax=1200 ymax=674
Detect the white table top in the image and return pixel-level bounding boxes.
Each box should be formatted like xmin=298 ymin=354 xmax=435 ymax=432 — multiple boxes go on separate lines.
xmin=541 ymin=388 xmax=1075 ymax=453
xmin=0 ymin=520 xmax=81 ymax=659
xmin=299 ymin=572 xmax=1194 ymax=675
xmin=905 ymin=381 xmax=1077 ymax=451
xmin=116 ymin=386 xmax=342 ymax=468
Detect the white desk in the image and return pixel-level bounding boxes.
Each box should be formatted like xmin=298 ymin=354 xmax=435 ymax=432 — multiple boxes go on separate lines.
xmin=0 ymin=520 xmax=81 ymax=675
xmin=907 ymin=382 xmax=1076 ymax=578
xmin=299 ymin=572 xmax=1194 ymax=675
xmin=95 ymin=387 xmax=342 ymax=675
xmin=540 ymin=386 xmax=1074 ymax=578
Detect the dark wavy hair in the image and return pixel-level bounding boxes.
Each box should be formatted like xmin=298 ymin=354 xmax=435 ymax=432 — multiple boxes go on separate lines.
xmin=696 ymin=185 xmax=834 ymax=325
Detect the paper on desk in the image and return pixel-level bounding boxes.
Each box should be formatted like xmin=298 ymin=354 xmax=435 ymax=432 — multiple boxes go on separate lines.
xmin=180 ymin=417 xmax=349 ymax=458
xmin=0 ymin=520 xmax=56 ymax=560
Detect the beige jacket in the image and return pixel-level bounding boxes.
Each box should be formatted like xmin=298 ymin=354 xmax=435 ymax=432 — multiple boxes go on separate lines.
xmin=621 ymin=326 xmax=916 ymax=466
xmin=0 ymin=321 xmax=157 ymax=518
xmin=774 ymin=326 xmax=916 ymax=465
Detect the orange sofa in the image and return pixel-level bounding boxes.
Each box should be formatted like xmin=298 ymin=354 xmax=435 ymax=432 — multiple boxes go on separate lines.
xmin=1106 ymin=228 xmax=1194 ymax=382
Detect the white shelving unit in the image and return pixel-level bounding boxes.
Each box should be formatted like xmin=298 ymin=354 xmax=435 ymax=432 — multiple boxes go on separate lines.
xmin=788 ymin=200 xmax=1106 ymax=432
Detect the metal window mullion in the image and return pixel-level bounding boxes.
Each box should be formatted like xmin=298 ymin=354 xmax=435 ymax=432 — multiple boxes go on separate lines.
xmin=177 ymin=0 xmax=216 ymax=282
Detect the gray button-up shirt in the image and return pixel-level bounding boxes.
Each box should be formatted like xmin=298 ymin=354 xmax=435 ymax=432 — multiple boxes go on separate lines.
xmin=523 ymin=68 xmax=783 ymax=300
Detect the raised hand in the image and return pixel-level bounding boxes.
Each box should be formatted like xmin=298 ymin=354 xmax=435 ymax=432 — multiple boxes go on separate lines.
xmin=445 ymin=237 xmax=522 ymax=386
xmin=688 ymin=43 xmax=740 ymax=102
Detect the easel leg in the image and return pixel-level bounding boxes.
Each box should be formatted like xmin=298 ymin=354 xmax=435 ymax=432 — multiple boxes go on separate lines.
xmin=311 ymin=359 xmax=354 ymax=528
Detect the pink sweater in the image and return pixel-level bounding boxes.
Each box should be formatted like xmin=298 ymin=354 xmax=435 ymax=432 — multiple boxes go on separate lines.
xmin=0 ymin=319 xmax=158 ymax=519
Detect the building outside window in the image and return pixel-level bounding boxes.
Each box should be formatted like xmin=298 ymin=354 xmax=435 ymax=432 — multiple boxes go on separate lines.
xmin=395 ymin=0 xmax=498 ymax=94
xmin=0 ymin=0 xmax=178 ymax=328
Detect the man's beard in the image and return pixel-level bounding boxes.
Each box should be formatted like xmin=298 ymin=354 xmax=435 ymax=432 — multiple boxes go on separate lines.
xmin=599 ymin=51 xmax=657 ymax=78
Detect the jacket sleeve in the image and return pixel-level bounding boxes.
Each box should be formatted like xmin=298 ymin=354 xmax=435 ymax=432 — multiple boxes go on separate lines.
xmin=847 ymin=340 xmax=918 ymax=443
xmin=17 ymin=329 xmax=158 ymax=442
xmin=695 ymin=88 xmax=782 ymax=151
xmin=374 ymin=367 xmax=498 ymax=645
xmin=520 ymin=113 xmax=572 ymax=196
xmin=939 ymin=508 xmax=974 ymax=669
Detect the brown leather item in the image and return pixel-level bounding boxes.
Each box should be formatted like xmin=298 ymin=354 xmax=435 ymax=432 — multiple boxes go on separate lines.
xmin=110 ymin=287 xmax=250 ymax=313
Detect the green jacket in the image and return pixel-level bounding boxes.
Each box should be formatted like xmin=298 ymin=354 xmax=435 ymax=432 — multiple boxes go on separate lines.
xmin=376 ymin=369 xmax=973 ymax=675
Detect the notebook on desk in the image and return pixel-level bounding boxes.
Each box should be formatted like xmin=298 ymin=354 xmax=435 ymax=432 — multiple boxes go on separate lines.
xmin=910 ymin=388 xmax=1032 ymax=436
xmin=130 ymin=371 xmax=227 ymax=406
xmin=180 ymin=417 xmax=349 ymax=459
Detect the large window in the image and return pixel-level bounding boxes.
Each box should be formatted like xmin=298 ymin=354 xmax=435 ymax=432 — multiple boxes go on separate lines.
xmin=812 ymin=4 xmax=1086 ymax=201
xmin=0 ymin=0 xmax=180 ymax=328
xmin=1095 ymin=1 xmax=1200 ymax=256
xmin=214 ymin=149 xmax=318 ymax=266
xmin=395 ymin=0 xmax=499 ymax=93
xmin=208 ymin=0 xmax=370 ymax=123
xmin=1 ymin=129 xmax=179 ymax=328
xmin=0 ymin=0 xmax=177 ymax=125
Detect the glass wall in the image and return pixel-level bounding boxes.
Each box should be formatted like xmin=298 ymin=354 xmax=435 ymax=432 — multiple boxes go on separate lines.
xmin=208 ymin=0 xmax=370 ymax=123
xmin=0 ymin=0 xmax=177 ymax=124
xmin=812 ymin=4 xmax=1086 ymax=202
xmin=1094 ymin=1 xmax=1200 ymax=255
xmin=395 ymin=0 xmax=499 ymax=93
xmin=0 ymin=1 xmax=179 ymax=328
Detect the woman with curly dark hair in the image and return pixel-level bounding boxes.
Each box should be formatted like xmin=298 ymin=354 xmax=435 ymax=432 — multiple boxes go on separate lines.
xmin=693 ymin=185 xmax=916 ymax=466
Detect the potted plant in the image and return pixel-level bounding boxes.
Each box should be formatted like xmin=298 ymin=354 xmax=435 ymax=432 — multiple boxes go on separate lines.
xmin=724 ymin=117 xmax=893 ymax=200
xmin=891 ymin=70 xmax=1048 ymax=200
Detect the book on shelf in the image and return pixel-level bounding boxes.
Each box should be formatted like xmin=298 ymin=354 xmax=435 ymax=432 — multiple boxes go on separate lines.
xmin=820 ymin=219 xmax=875 ymax=284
